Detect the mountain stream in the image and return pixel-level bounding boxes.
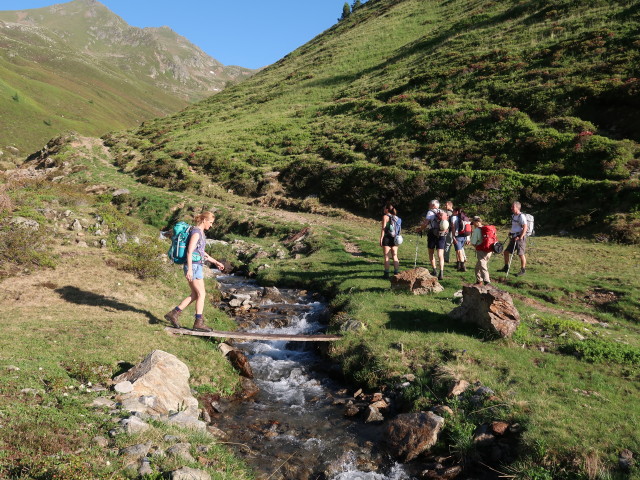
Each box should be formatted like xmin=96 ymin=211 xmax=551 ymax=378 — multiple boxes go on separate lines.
xmin=209 ymin=274 xmax=413 ymax=480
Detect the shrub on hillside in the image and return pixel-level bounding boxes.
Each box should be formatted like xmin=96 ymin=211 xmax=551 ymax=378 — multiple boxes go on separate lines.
xmin=606 ymin=213 xmax=640 ymax=245
xmin=114 ymin=237 xmax=167 ymax=280
xmin=0 ymin=221 xmax=57 ymax=277
xmin=560 ymin=338 xmax=640 ymax=366
xmin=280 ymin=159 xmax=640 ymax=240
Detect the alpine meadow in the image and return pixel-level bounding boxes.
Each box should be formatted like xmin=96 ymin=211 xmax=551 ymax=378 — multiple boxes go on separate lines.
xmin=1 ymin=0 xmax=639 ymax=479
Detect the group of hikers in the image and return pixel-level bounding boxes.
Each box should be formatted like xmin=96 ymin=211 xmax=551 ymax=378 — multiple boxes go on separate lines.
xmin=164 ymin=201 xmax=530 ymax=333
xmin=380 ymin=200 xmax=529 ymax=285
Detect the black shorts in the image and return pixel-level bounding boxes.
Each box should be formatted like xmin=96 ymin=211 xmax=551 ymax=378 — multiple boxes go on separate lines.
xmin=427 ymin=232 xmax=446 ymax=250
xmin=382 ymin=234 xmax=396 ymax=247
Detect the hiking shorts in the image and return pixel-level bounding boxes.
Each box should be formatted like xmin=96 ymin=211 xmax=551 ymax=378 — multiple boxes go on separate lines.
xmin=454 ymin=236 xmax=467 ymax=251
xmin=506 ymin=235 xmax=526 ymax=255
xmin=381 ymin=234 xmax=397 ymax=247
xmin=427 ymin=232 xmax=446 ymax=250
xmin=184 ymin=263 xmax=204 ymax=280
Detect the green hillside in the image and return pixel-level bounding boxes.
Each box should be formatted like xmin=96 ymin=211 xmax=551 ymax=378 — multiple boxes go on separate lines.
xmin=106 ymin=0 xmax=640 ymax=239
xmin=0 ymin=0 xmax=254 ymax=155
xmin=1 ymin=135 xmax=639 ymax=478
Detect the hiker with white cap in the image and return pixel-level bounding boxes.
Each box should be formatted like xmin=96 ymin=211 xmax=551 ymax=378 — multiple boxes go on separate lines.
xmin=417 ymin=199 xmax=448 ymax=280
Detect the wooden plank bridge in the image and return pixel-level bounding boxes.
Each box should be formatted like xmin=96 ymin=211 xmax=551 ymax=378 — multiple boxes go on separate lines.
xmin=165 ymin=327 xmax=342 ymax=342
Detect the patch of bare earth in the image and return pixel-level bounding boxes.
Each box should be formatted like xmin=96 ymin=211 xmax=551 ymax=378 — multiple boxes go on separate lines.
xmin=344 ymin=241 xmax=377 ymax=263
xmin=512 ymin=293 xmax=603 ymax=325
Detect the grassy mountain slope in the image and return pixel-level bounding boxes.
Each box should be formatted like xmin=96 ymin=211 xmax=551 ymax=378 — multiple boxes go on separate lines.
xmin=106 ymin=0 xmax=640 ymax=238
xmin=0 ymin=0 xmax=254 ymax=155
xmin=1 ymin=136 xmax=639 ymax=478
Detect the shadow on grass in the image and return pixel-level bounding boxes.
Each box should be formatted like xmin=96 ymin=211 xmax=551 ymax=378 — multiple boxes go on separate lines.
xmin=54 ymin=286 xmax=160 ymax=324
xmin=386 ymin=308 xmax=481 ymax=337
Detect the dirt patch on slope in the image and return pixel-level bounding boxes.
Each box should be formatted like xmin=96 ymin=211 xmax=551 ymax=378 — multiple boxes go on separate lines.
xmin=512 ymin=293 xmax=603 ymax=325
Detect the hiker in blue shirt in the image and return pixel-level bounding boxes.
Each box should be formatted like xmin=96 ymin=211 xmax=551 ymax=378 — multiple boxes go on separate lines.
xmin=380 ymin=203 xmax=402 ymax=279
xmin=165 ymin=211 xmax=225 ymax=332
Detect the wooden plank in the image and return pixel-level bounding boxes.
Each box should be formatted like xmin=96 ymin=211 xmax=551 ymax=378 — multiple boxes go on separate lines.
xmin=165 ymin=327 xmax=341 ymax=342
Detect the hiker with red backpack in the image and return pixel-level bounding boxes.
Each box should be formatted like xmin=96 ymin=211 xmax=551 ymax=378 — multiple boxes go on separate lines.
xmin=417 ymin=199 xmax=448 ymax=280
xmin=470 ymin=215 xmax=496 ymax=285
xmin=451 ymin=206 xmax=472 ymax=271
xmin=380 ymin=203 xmax=402 ymax=279
xmin=165 ymin=211 xmax=225 ymax=332
xmin=497 ymin=201 xmax=528 ymax=277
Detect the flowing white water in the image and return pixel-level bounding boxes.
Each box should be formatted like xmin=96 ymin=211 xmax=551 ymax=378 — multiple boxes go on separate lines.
xmin=213 ymin=275 xmax=413 ymax=479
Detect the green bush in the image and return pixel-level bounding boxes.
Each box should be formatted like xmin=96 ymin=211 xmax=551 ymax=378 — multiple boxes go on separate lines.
xmin=560 ymin=338 xmax=640 ymax=366
xmin=0 ymin=221 xmax=57 ymax=275
xmin=114 ymin=237 xmax=167 ymax=279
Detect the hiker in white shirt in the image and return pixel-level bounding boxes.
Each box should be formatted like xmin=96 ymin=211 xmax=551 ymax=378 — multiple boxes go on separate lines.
xmin=498 ymin=201 xmax=527 ymax=276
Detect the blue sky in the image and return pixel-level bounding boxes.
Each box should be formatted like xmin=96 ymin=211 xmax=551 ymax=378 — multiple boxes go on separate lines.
xmin=0 ymin=0 xmax=362 ymax=69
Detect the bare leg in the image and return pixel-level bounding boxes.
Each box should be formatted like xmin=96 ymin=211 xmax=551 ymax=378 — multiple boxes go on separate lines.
xmin=192 ymin=278 xmax=206 ymax=315
xmin=428 ymin=248 xmax=436 ymax=270
xmin=391 ymin=246 xmax=399 ymax=273
xmin=382 ymin=245 xmax=391 ymax=271
xmin=177 ymin=281 xmax=200 ymax=311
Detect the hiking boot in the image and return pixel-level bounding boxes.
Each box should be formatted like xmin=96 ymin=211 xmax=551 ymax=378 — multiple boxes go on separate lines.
xmin=164 ymin=309 xmax=182 ymax=328
xmin=193 ymin=317 xmax=213 ymax=332
xmin=382 ymin=271 xmax=390 ymax=279
xmin=461 ymin=262 xmax=467 ymax=272
xmin=438 ymin=270 xmax=444 ymax=281
xmin=515 ymin=268 xmax=526 ymax=277
xmin=497 ymin=265 xmax=509 ymax=273
xmin=394 ymin=270 xmax=399 ymax=275
xmin=455 ymin=261 xmax=461 ymax=271
xmin=431 ymin=268 xmax=437 ymax=276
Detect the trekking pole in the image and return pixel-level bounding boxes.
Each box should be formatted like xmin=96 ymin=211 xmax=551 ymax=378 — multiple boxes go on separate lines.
xmin=505 ymin=235 xmax=517 ymax=277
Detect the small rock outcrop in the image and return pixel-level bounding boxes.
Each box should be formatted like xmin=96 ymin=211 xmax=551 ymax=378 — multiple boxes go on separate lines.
xmin=113 ymin=350 xmax=199 ymax=416
xmin=390 ymin=267 xmax=444 ymax=294
xmin=171 ymin=466 xmax=211 ymax=480
xmin=449 ymin=284 xmax=520 ymax=337
xmin=385 ymin=411 xmax=445 ymax=461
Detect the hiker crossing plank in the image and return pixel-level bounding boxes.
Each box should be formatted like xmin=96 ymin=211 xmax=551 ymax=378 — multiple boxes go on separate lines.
xmin=165 ymin=327 xmax=342 ymax=342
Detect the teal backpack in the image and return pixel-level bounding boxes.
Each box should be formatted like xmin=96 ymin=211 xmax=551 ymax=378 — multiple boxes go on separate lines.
xmin=167 ymin=221 xmax=202 ymax=264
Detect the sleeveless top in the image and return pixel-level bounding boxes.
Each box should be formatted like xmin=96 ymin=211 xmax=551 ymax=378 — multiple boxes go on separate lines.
xmin=189 ymin=227 xmax=206 ymax=264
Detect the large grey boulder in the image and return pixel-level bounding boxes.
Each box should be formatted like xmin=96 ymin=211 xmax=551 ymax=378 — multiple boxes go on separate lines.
xmin=449 ymin=284 xmax=520 ymax=338
xmin=113 ymin=350 xmax=199 ymax=416
xmin=385 ymin=412 xmax=445 ymax=461
xmin=390 ymin=267 xmax=444 ymax=294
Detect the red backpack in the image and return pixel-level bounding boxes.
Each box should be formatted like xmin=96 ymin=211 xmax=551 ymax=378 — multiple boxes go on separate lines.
xmin=476 ymin=225 xmax=497 ymax=252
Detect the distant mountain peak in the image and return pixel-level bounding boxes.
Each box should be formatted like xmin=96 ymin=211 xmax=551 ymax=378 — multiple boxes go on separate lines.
xmin=0 ymin=0 xmax=255 ymax=153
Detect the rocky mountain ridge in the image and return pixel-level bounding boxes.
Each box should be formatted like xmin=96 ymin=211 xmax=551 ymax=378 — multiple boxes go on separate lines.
xmin=0 ymin=0 xmax=255 ymax=154
xmin=0 ymin=0 xmax=253 ymax=100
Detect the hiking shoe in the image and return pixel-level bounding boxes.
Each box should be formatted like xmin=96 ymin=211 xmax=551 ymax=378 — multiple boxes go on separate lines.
xmin=497 ymin=265 xmax=509 ymax=273
xmin=382 ymin=271 xmax=390 ymax=279
xmin=515 ymin=269 xmax=526 ymax=277
xmin=461 ymin=263 xmax=467 ymax=272
xmin=164 ymin=309 xmax=182 ymax=329
xmin=431 ymin=268 xmax=437 ymax=276
xmin=437 ymin=270 xmax=444 ymax=281
xmin=193 ymin=317 xmax=213 ymax=332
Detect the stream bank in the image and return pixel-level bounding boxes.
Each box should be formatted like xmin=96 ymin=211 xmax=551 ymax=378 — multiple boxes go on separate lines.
xmin=207 ymin=274 xmax=412 ymax=479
